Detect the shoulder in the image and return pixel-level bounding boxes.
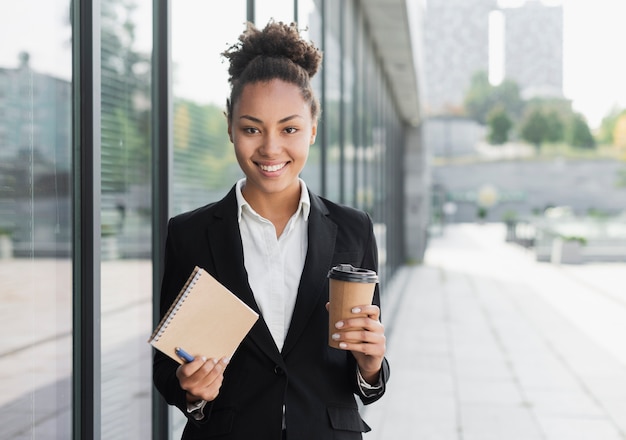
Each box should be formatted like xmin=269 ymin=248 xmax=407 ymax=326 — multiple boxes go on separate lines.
xmin=311 ymin=192 xmax=372 ymax=227
xmin=168 ymin=186 xmax=237 ymax=231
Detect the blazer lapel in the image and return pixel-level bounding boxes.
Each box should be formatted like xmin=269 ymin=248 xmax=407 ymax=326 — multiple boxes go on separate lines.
xmin=206 ymin=188 xmax=283 ymax=365
xmin=282 ymin=194 xmax=336 ymax=357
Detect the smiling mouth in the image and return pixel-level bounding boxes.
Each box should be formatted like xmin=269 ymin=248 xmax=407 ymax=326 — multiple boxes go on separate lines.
xmin=258 ymin=162 xmax=287 ymax=172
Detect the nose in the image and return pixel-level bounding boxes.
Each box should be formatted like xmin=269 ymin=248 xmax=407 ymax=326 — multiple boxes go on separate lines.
xmin=259 ymin=132 xmax=282 ymax=156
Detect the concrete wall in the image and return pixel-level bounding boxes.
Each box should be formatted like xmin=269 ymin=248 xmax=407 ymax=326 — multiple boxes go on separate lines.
xmin=432 ymin=158 xmax=626 ymax=223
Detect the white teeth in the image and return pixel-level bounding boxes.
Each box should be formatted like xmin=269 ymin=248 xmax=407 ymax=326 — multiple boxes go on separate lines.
xmin=259 ymin=163 xmax=286 ymax=172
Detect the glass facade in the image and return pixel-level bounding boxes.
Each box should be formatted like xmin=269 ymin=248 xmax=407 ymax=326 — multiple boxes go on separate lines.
xmin=100 ymin=0 xmax=154 ymax=438
xmin=0 ymin=1 xmax=73 ymax=438
xmin=0 ymin=1 xmax=417 ymax=438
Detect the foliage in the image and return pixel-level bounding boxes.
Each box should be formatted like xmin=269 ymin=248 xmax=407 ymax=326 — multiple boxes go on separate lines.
xmin=544 ymin=110 xmax=564 ymax=143
xmin=567 ymin=113 xmax=596 ymax=149
xmin=486 ymin=106 xmax=512 ymax=144
xmin=462 ymin=71 xmax=606 ymax=150
xmin=561 ymin=235 xmax=587 ymax=245
xmin=597 ymin=107 xmax=622 ymax=144
xmin=100 ymin=0 xmax=151 ymax=193
xmin=519 ymin=107 xmax=549 ymax=149
xmin=464 ymin=71 xmax=523 ymax=125
xmin=613 ymin=113 xmax=626 ymax=148
xmin=173 ymin=100 xmax=236 ymax=189
xmin=617 ymin=169 xmax=626 ymax=188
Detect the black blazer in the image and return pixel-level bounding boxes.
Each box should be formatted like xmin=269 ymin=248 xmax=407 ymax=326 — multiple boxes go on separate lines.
xmin=153 ymin=186 xmax=390 ymax=440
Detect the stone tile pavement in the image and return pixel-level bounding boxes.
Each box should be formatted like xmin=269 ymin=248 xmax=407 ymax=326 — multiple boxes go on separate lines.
xmin=2 ymin=223 xmax=626 ymax=439
xmin=363 ymin=223 xmax=626 ymax=440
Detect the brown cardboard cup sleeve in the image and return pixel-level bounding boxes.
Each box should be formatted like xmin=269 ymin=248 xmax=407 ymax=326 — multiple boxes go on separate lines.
xmin=327 ymin=264 xmax=378 ymax=349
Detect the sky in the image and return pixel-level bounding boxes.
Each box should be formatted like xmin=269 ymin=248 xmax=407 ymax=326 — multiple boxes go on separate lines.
xmin=561 ymin=0 xmax=626 ymax=127
xmin=0 ymin=0 xmax=625 ymax=128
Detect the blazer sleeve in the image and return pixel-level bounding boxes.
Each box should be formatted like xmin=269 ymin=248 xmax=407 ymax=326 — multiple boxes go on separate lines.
xmin=152 ymin=217 xmax=216 ymax=425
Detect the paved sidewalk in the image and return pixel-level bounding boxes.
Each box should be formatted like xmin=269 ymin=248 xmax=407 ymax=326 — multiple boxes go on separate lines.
xmin=364 ymin=223 xmax=626 ymax=440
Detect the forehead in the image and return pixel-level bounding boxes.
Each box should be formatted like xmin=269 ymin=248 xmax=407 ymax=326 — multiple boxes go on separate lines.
xmin=234 ymin=79 xmax=310 ymax=116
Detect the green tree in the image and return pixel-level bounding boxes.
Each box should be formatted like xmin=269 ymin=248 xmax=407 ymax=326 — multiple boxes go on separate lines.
xmin=567 ymin=113 xmax=596 ymax=149
xmin=464 ymin=71 xmax=523 ymax=124
xmin=598 ymin=106 xmax=626 ymax=145
xmin=544 ymin=110 xmax=565 ymax=143
xmin=520 ymin=108 xmax=549 ymax=150
xmin=613 ymin=112 xmax=626 ymax=148
xmin=464 ymin=71 xmax=493 ymax=124
xmin=487 ymin=106 xmax=512 ymax=144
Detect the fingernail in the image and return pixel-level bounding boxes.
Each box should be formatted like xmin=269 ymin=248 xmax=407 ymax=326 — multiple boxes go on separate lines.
xmin=352 ymin=307 xmax=361 ymax=313
xmin=339 ymin=342 xmax=348 ymax=349
xmin=201 ymin=356 xmax=207 ymax=362
xmin=222 ymin=357 xmax=230 ymax=365
xmin=213 ymin=358 xmax=219 ymax=364
xmin=335 ymin=321 xmax=344 ymax=328
xmin=331 ymin=333 xmax=340 ymax=340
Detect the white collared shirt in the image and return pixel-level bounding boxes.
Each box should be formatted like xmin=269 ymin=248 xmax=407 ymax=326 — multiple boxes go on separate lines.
xmin=235 ymin=178 xmax=310 ymax=351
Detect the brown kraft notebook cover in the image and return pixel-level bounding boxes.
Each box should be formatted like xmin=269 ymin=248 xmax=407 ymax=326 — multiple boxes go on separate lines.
xmin=149 ymin=266 xmax=259 ymax=364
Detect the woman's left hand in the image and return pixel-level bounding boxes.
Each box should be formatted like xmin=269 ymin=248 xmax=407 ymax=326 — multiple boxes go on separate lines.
xmin=328 ymin=303 xmax=386 ymax=385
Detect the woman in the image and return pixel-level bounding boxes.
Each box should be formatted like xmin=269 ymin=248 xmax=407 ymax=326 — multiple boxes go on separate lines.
xmin=153 ymin=21 xmax=390 ymax=440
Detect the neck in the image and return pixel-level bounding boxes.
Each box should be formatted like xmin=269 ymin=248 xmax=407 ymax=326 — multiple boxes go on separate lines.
xmin=242 ymin=182 xmax=301 ymax=224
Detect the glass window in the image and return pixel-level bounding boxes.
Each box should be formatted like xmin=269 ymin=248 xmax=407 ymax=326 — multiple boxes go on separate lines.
xmin=256 ymin=0 xmax=295 ymax=26
xmin=0 ymin=0 xmax=72 ymax=438
xmin=100 ymin=0 xmax=153 ymax=437
xmin=171 ymin=1 xmax=245 ymax=218
xmin=322 ymin=0 xmax=342 ymax=202
xmin=170 ymin=2 xmax=246 ymax=436
xmin=296 ymin=0 xmax=322 ymax=195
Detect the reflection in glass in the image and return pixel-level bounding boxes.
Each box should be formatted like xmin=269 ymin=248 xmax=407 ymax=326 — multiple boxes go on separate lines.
xmin=171 ymin=1 xmax=245 ymax=218
xmin=0 ymin=1 xmax=72 ymax=438
xmin=296 ymin=0 xmax=323 ymax=194
xmin=100 ymin=0 xmax=153 ymax=437
xmin=170 ymin=2 xmax=246 ymax=436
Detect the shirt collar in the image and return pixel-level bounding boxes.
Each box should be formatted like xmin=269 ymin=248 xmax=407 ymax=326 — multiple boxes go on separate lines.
xmin=235 ymin=178 xmax=311 ymax=223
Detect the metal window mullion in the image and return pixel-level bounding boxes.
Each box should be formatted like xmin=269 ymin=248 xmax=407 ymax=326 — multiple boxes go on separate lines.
xmin=320 ymin=0 xmax=327 ymax=197
xmin=152 ymin=0 xmax=172 ymax=439
xmin=72 ymin=0 xmax=102 ymax=439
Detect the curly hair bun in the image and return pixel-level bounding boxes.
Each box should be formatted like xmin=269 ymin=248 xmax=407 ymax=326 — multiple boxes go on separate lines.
xmin=223 ymin=21 xmax=322 ymax=84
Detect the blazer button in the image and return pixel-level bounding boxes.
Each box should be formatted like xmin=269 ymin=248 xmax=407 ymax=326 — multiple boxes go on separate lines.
xmin=274 ymin=365 xmax=285 ymax=376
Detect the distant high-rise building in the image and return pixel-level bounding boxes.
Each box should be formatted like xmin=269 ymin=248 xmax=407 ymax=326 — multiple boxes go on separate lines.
xmin=423 ymin=0 xmax=497 ymax=114
xmin=423 ymin=0 xmax=563 ymax=115
xmin=502 ymin=0 xmax=563 ymax=99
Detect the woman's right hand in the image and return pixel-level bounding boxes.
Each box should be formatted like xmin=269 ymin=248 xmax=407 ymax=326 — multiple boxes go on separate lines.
xmin=176 ymin=356 xmax=230 ymax=402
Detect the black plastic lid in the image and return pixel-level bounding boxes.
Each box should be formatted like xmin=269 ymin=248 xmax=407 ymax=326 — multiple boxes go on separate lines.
xmin=327 ymin=264 xmax=378 ymax=283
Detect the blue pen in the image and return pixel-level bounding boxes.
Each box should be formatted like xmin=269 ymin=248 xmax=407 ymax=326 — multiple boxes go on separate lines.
xmin=175 ymin=347 xmax=195 ymax=363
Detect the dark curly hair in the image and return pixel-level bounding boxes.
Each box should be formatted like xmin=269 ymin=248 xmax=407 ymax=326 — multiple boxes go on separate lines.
xmin=222 ymin=21 xmax=323 ymax=121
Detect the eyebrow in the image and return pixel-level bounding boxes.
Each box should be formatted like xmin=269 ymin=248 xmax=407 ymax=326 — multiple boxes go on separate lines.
xmin=239 ymin=114 xmax=303 ymax=124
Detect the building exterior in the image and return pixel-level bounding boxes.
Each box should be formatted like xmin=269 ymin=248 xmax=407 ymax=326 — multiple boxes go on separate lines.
xmin=0 ymin=1 xmax=426 ymax=439
xmin=502 ymin=0 xmax=564 ymax=99
xmin=423 ymin=0 xmax=497 ymax=114
xmin=423 ymin=0 xmax=563 ymax=114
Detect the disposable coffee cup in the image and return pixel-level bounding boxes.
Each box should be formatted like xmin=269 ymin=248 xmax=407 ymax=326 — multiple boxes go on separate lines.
xmin=327 ymin=264 xmax=379 ymax=349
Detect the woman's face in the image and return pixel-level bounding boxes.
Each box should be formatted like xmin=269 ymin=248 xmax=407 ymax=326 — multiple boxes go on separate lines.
xmin=228 ymin=79 xmax=317 ymax=201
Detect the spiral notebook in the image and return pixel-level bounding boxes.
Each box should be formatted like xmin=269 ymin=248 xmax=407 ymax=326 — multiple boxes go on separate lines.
xmin=149 ymin=266 xmax=259 ymax=364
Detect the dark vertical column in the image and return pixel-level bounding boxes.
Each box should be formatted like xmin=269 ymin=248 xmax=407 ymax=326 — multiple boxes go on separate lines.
xmin=293 ymin=0 xmax=298 ymax=23
xmin=247 ymin=0 xmax=255 ymax=23
xmin=338 ymin=0 xmax=345 ymax=204
xmin=351 ymin=9 xmax=360 ymax=206
xmin=72 ymin=0 xmax=102 ymax=438
xmin=152 ymin=0 xmax=171 ymax=439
